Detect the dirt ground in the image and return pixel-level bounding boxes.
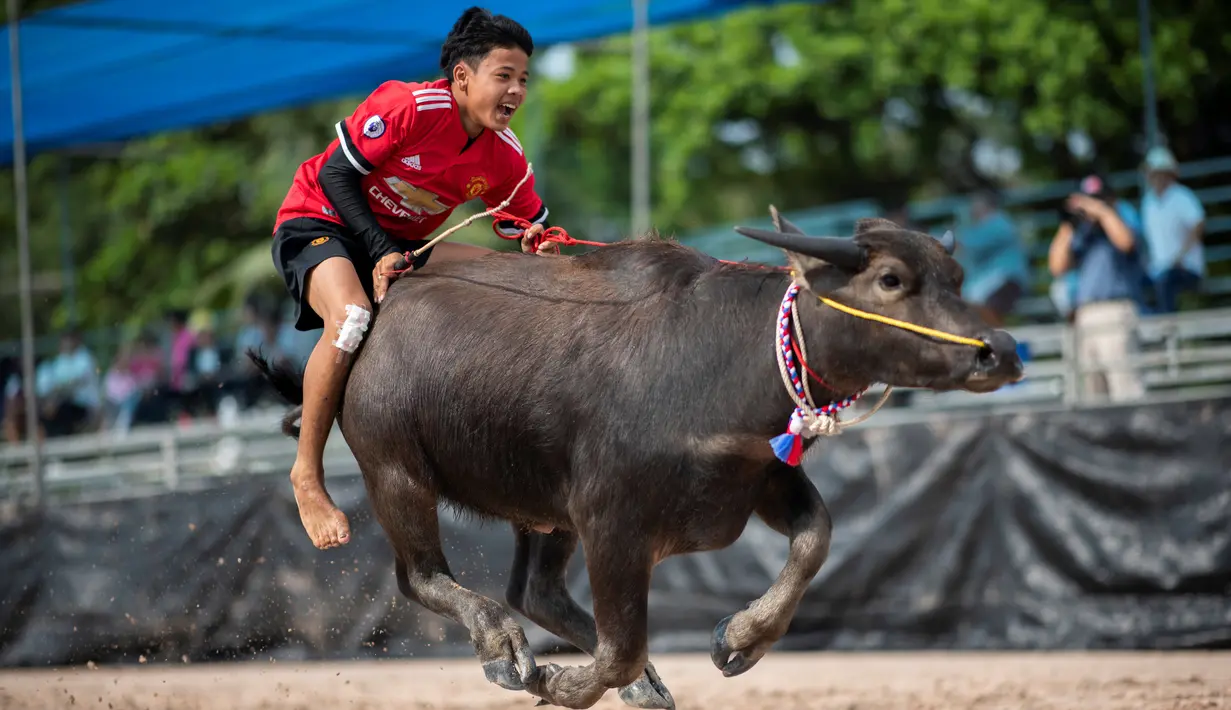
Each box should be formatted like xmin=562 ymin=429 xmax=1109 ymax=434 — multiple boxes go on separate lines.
xmin=1 ymin=651 xmax=1228 ymax=710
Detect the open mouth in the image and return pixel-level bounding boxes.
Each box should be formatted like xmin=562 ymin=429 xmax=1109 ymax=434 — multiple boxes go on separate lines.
xmin=497 ymin=102 xmax=516 ymax=120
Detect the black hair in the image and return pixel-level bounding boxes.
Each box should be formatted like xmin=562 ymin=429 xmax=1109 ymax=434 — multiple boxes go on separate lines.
xmin=439 ymin=7 xmax=534 ymax=82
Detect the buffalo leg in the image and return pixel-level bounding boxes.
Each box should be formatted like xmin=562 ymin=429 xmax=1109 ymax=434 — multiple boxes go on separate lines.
xmin=506 ymin=527 xmax=674 ymax=709
xmin=525 ymin=530 xmax=655 ymax=709
xmin=366 ymin=472 xmax=537 ymax=693
xmin=710 ymin=464 xmax=832 ymax=677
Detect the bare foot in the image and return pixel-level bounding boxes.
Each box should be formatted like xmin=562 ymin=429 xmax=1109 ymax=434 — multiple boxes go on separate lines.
xmin=290 ymin=467 xmax=351 ymax=549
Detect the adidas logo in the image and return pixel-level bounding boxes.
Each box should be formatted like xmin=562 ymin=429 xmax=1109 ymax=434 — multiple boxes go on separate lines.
xmin=402 ymin=154 xmax=421 ymax=170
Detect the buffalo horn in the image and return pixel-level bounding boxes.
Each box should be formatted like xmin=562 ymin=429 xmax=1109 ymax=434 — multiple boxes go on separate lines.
xmin=734 ymin=226 xmax=868 ymax=271
xmin=939 ymin=229 xmax=956 ymax=255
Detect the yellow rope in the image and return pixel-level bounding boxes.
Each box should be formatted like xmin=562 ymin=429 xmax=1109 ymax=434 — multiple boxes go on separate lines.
xmin=815 ymin=296 xmax=988 ymax=348
xmin=772 ymin=274 xmax=985 ymax=437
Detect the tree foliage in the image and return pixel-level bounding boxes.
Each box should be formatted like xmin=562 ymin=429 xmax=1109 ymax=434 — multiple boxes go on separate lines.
xmin=1 ymin=0 xmax=1226 ymax=347
xmin=535 ymin=0 xmax=1229 ymax=235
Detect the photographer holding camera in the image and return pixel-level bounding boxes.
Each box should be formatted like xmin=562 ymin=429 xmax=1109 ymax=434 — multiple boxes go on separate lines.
xmin=1048 ymin=174 xmax=1146 ymax=402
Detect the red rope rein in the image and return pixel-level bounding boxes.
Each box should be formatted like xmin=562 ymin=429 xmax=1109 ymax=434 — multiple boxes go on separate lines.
xmin=488 ymin=210 xmax=791 ymax=275
xmin=489 ymin=210 xmax=610 ymax=250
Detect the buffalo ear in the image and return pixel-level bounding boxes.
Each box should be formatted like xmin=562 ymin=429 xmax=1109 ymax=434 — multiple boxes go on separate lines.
xmin=767 ymin=207 xmax=819 ymax=278
xmin=769 ymin=205 xmax=807 ymax=235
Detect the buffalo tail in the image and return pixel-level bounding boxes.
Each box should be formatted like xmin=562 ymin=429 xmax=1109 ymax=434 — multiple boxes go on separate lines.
xmin=246 ymin=349 xmax=306 ymax=439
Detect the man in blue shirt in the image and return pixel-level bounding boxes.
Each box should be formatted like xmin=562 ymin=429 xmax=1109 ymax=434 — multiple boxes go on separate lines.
xmin=37 ymin=330 xmax=102 ymax=436
xmin=1140 ymin=146 xmax=1206 ymax=313
xmin=955 ymin=190 xmax=1031 ymax=327
xmin=1048 ymin=174 xmax=1146 ymax=402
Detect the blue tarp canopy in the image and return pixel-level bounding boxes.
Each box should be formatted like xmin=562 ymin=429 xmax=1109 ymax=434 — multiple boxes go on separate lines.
xmin=0 ymin=0 xmax=779 ymax=163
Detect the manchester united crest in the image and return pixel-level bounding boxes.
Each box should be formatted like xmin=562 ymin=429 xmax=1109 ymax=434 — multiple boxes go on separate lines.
xmin=465 ymin=175 xmax=490 ymax=200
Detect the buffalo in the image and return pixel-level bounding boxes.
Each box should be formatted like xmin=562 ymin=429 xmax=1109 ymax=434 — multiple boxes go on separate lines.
xmin=251 ymin=208 xmax=1023 ymax=709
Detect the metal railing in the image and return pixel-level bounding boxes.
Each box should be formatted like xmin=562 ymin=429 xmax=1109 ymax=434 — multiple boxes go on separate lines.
xmin=895 ymin=305 xmax=1231 ymax=412
xmin=0 ymin=406 xmax=359 ymax=505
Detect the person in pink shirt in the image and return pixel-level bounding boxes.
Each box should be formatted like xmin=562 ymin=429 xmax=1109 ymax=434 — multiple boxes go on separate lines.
xmin=167 ymin=311 xmax=197 ymax=394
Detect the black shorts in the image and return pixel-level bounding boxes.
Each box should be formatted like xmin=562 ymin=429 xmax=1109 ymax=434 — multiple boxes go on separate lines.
xmin=271 ymin=217 xmax=435 ymax=332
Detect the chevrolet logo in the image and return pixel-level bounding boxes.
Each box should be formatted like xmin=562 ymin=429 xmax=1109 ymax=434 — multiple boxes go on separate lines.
xmin=383 ymin=176 xmax=448 ymax=215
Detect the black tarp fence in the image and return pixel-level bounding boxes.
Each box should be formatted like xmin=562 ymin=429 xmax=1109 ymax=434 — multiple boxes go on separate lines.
xmin=2 ymin=396 xmax=1230 ymax=667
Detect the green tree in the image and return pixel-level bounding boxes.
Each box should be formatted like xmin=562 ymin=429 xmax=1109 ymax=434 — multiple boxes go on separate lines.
xmin=533 ymin=0 xmax=1228 ymax=236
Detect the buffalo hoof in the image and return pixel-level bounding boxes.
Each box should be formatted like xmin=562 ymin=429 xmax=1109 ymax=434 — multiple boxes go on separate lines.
xmin=618 ymin=662 xmax=675 ymax=709
xmin=482 ymin=644 xmax=538 ymax=691
xmin=709 ymin=613 xmax=767 ymax=678
xmin=526 ymin=661 xmax=565 ymax=706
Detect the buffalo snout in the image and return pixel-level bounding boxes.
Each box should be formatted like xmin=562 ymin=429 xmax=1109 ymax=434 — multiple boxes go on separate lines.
xmin=964 ymin=329 xmax=1024 ymax=392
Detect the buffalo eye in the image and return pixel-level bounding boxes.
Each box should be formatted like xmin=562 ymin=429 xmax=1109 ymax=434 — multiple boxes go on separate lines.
xmin=878 ymin=272 xmax=902 ymax=291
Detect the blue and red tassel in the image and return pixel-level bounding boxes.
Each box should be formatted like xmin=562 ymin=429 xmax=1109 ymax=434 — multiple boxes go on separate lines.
xmin=770 ymin=410 xmax=806 ymax=466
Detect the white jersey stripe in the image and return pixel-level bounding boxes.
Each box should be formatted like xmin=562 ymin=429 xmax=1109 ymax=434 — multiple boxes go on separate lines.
xmin=496 ymin=130 xmax=523 ymax=155
xmin=335 ymin=121 xmax=370 ymax=175
xmin=413 ymin=88 xmax=451 ymax=96
xmin=415 ymin=94 xmax=452 ymax=104
xmin=417 ymin=102 xmax=452 ymax=112
xmin=501 ymin=128 xmax=523 ymax=151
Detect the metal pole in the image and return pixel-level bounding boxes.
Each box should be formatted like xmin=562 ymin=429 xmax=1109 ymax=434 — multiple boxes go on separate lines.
xmin=1137 ymin=0 xmax=1159 ymax=150
xmin=630 ymin=0 xmax=651 ymax=237
xmin=8 ymin=0 xmax=44 ymax=506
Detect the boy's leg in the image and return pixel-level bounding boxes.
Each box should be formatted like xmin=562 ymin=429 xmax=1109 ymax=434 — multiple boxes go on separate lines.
xmin=273 ymin=221 xmax=374 ymax=549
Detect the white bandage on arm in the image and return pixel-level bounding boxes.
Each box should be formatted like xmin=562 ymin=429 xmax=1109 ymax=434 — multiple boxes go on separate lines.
xmin=333 ymin=304 xmax=372 ymax=354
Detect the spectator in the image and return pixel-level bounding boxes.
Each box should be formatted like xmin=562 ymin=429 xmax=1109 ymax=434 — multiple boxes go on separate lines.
xmin=36 ymin=330 xmax=102 ymax=437
xmin=232 ymin=298 xmax=285 ymax=407
xmin=276 ymin=299 xmax=317 ymax=370
xmin=1140 ymin=146 xmax=1206 ymax=313
xmin=234 ymin=299 xmax=271 ymax=363
xmin=167 ymin=310 xmax=197 ymax=395
xmin=103 ymin=345 xmax=141 ymax=435
xmin=1050 ymin=179 xmax=1145 ymax=320
xmin=189 ymin=325 xmax=224 ymax=415
xmin=955 ymin=190 xmax=1030 ymax=327
xmin=1048 ymin=174 xmax=1146 ymax=402
xmin=128 ymin=332 xmax=165 ymax=393
xmin=2 ymin=356 xmax=26 ymax=443
xmin=193 ymin=327 xmax=222 ymax=384
xmin=101 ymin=331 xmax=171 ymax=434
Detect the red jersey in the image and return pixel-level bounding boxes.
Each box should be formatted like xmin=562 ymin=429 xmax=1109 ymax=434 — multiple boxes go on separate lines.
xmin=274 ymin=78 xmax=547 ymax=241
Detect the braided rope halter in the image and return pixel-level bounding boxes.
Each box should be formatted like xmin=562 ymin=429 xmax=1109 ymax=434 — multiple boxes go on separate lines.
xmin=768 ymin=281 xmax=892 ymax=465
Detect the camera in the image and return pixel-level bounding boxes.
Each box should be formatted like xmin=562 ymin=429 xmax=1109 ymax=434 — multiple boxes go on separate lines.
xmin=1058 ymin=204 xmax=1086 ymax=226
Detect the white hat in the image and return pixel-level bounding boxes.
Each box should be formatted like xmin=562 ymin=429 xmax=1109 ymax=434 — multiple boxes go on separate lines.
xmin=1143 ymin=146 xmax=1178 ymax=173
